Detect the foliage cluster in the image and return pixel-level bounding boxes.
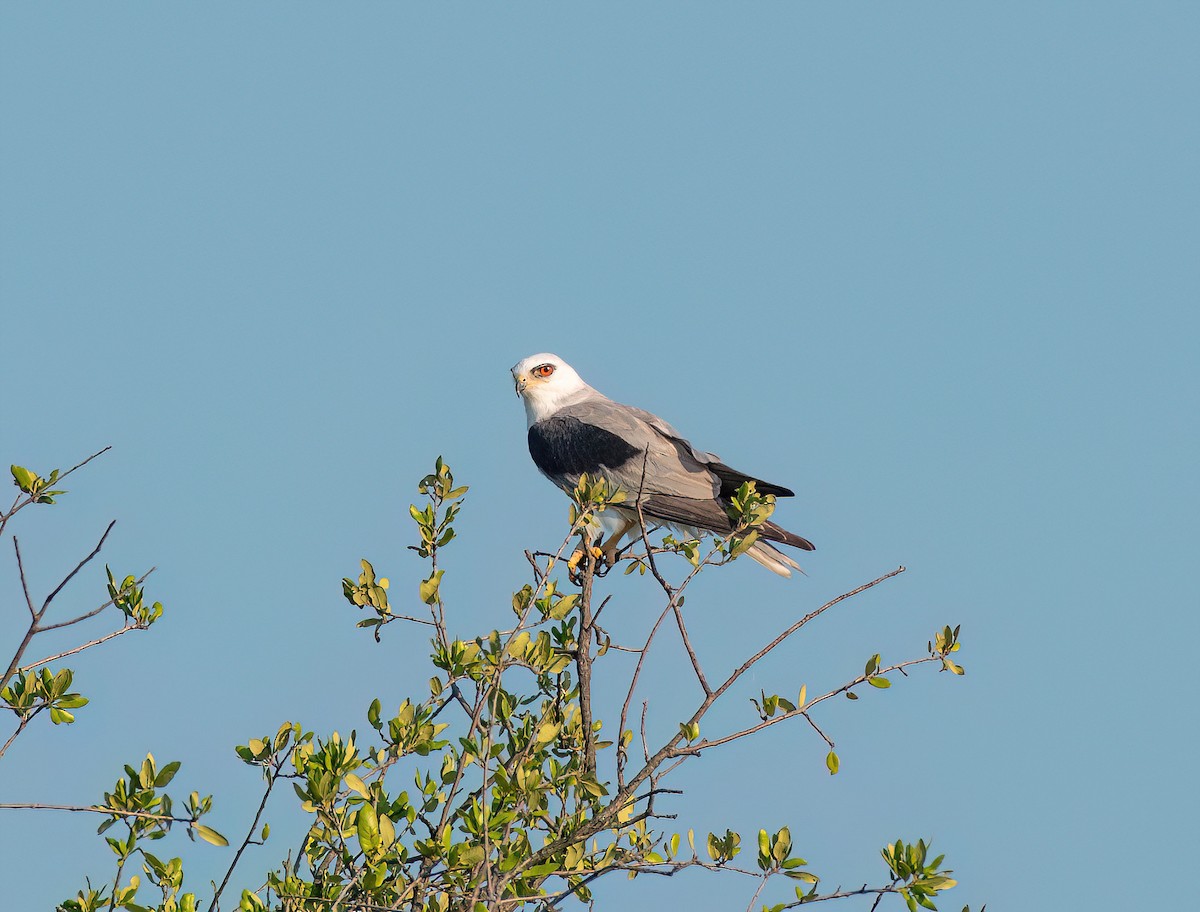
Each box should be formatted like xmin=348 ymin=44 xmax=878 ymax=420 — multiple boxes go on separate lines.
xmin=2 ymin=451 xmax=977 ymax=912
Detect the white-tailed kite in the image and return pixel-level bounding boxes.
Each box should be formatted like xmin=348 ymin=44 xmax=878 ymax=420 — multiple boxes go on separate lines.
xmin=512 ymin=353 xmax=815 ymax=577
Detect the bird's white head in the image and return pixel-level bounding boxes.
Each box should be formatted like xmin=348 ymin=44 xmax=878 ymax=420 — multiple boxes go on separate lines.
xmin=511 ymin=353 xmax=594 ymax=426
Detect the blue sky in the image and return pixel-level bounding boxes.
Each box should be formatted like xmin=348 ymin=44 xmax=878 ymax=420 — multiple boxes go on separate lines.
xmin=2 ymin=3 xmax=1197 ymax=909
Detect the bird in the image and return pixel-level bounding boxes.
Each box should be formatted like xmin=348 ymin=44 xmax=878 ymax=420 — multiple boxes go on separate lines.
xmin=511 ymin=352 xmax=815 ymax=577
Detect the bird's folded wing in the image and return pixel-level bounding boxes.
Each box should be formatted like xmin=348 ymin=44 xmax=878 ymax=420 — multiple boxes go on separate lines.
xmin=555 ymin=398 xmax=719 ymax=500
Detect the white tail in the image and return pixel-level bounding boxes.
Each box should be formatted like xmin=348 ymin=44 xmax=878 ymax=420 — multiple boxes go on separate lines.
xmin=745 ymin=541 xmax=804 ymax=578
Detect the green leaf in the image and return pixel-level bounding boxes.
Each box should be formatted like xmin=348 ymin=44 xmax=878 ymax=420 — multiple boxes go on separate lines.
xmin=155 ymin=761 xmax=181 ymax=787
xmin=826 ymin=751 xmax=839 ymax=775
xmin=916 ymin=876 xmax=957 ymax=892
xmin=772 ymin=826 xmax=791 ymax=863
xmin=10 ymin=465 xmax=37 ymax=492
xmin=139 ymin=756 xmax=156 ymax=788
xmin=193 ymin=825 xmax=229 ymax=847
xmin=419 ymin=571 xmax=444 ymax=605
xmin=868 ymin=676 xmax=891 ymax=689
xmin=548 ymin=593 xmax=578 ymax=620
xmin=729 ymin=530 xmax=761 ymax=559
xmin=357 ymin=804 xmax=380 ymax=851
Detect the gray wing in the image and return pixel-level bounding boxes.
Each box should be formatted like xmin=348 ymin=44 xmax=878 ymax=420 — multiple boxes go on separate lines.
xmin=546 ymin=395 xmax=811 ymax=549
xmin=553 ymin=396 xmax=719 ymax=501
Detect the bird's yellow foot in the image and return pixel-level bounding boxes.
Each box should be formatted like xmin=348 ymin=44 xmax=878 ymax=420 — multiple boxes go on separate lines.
xmin=567 ymin=546 xmax=606 ymax=581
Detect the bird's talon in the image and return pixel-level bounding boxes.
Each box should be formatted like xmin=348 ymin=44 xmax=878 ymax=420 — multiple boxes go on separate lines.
xmin=566 ymin=548 xmax=585 ymax=575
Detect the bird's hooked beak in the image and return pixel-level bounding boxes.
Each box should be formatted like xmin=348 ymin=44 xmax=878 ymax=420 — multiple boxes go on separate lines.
xmin=512 ymin=370 xmax=527 ymax=398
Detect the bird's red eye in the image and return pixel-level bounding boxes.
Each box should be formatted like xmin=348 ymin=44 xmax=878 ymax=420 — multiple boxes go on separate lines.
xmin=533 ymin=364 xmax=555 ymax=378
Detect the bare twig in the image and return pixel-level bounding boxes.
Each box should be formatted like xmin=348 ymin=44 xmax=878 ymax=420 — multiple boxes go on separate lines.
xmin=18 ymin=624 xmax=140 ymax=673
xmin=785 ymin=882 xmax=902 ymax=908
xmin=745 ymin=873 xmax=771 ymax=912
xmin=715 ymin=567 xmax=907 ymax=706
xmin=576 ymin=550 xmax=597 ymax=775
xmin=36 ymin=565 xmax=155 ymax=634
xmin=617 ymin=600 xmax=674 ymax=787
xmin=58 ymin=446 xmax=114 ymax=483
xmin=0 ymin=802 xmax=192 ymax=826
xmin=0 ymin=447 xmax=111 ymax=539
xmin=0 ymin=711 xmax=39 ymax=760
xmin=867 ymin=880 xmax=900 ymax=912
xmin=14 ymin=538 xmax=35 ymax=619
xmin=803 ymin=713 xmax=835 ymax=750
xmin=2 ymin=524 xmax=148 ymax=765
xmin=209 ymin=748 xmax=294 ymax=912
xmin=0 ymin=494 xmax=22 ymax=540
xmin=671 ymin=601 xmax=711 ymax=696
xmin=671 ymin=656 xmax=938 ymax=757
xmin=39 ymin=520 xmax=117 ymax=619
xmin=640 ymin=702 xmax=650 ymax=765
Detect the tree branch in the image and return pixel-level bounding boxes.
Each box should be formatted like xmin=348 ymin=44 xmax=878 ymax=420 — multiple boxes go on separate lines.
xmin=501 ymin=569 xmax=910 ymax=887
xmin=0 ymin=447 xmax=111 ymax=539
xmin=670 ymin=656 xmax=939 ymax=757
xmin=0 ymin=710 xmax=39 ymax=760
xmin=671 ymin=600 xmax=711 ymax=696
xmin=209 ymin=750 xmax=293 ymax=912
xmin=714 ymin=567 xmax=906 ymax=706
xmin=14 ymin=538 xmax=35 ymax=619
xmin=18 ymin=624 xmax=141 ymax=673
xmin=576 ymin=550 xmax=597 ymax=775
xmin=39 ymin=520 xmax=117 ymax=620
xmin=0 ymin=803 xmax=195 ymax=826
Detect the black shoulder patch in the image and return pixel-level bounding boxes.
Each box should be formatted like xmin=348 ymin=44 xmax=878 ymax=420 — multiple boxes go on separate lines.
xmin=528 ymin=417 xmax=641 ymax=479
